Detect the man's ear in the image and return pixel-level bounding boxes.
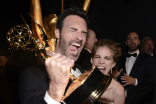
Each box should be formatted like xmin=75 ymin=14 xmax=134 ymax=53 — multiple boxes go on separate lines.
xmin=55 ymin=29 xmax=60 ymax=39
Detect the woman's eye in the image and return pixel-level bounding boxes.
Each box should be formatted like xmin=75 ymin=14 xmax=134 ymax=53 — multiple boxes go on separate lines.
xmin=94 ymin=56 xmax=100 ymax=58
xmin=105 ymin=58 xmax=111 ymax=60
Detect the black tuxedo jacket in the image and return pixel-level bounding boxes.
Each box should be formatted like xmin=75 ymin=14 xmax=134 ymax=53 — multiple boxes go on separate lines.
xmin=76 ymin=48 xmax=92 ymax=71
xmin=117 ymin=52 xmax=155 ymax=96
xmin=126 ymin=61 xmax=156 ymax=104
xmin=19 ymin=64 xmax=84 ymax=104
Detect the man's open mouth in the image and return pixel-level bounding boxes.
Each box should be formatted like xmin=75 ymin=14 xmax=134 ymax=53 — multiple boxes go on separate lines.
xmin=70 ymin=43 xmax=81 ymax=55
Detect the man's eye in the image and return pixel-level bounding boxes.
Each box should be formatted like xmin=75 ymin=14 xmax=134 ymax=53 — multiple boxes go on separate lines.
xmin=82 ymin=33 xmax=87 ymax=37
xmin=71 ymin=29 xmax=76 ymax=32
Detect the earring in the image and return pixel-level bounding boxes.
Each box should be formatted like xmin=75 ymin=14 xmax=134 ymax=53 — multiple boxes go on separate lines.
xmin=110 ymin=67 xmax=112 ymax=74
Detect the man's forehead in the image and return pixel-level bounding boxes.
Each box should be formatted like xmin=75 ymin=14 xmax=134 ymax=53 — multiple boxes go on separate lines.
xmin=64 ymin=15 xmax=85 ymax=24
xmin=127 ymin=32 xmax=139 ymax=38
xmin=63 ymin=15 xmax=87 ymax=30
xmin=88 ymin=31 xmax=96 ymax=37
xmin=145 ymin=39 xmax=154 ymax=43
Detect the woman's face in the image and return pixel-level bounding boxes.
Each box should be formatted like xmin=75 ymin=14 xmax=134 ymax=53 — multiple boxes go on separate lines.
xmin=91 ymin=46 xmax=116 ymax=75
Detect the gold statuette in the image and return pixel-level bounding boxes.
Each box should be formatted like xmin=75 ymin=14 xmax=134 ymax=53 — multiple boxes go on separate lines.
xmin=30 ymin=0 xmax=57 ymax=52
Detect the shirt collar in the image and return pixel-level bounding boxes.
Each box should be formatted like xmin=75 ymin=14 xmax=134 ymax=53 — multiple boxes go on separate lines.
xmin=128 ymin=50 xmax=140 ymax=57
xmin=84 ymin=48 xmax=91 ymax=53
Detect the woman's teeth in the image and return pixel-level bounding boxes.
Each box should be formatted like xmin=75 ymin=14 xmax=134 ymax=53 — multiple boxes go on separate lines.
xmin=97 ymin=67 xmax=106 ymax=70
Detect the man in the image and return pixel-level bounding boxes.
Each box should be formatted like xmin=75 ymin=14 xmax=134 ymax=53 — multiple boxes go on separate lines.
xmin=76 ymin=29 xmax=97 ymax=70
xmin=19 ymin=7 xmax=89 ymax=104
xmin=117 ymin=32 xmax=155 ymax=100
xmin=125 ymin=58 xmax=156 ymax=104
xmin=141 ymin=37 xmax=154 ymax=56
xmin=84 ymin=29 xmax=97 ymax=52
xmin=117 ymin=44 xmax=122 ymax=57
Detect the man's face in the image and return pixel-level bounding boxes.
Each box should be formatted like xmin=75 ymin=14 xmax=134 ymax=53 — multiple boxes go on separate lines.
xmin=142 ymin=39 xmax=154 ymax=55
xmin=117 ymin=47 xmax=122 ymax=56
xmin=56 ymin=15 xmax=87 ymax=61
xmin=126 ymin=32 xmax=140 ymax=53
xmin=87 ymin=30 xmax=97 ymax=50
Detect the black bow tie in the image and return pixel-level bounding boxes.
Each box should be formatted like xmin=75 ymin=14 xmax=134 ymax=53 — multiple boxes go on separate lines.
xmin=127 ymin=53 xmax=137 ymax=58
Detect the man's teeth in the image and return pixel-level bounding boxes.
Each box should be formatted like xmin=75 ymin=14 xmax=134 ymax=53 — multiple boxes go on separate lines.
xmin=72 ymin=50 xmax=77 ymax=54
xmin=72 ymin=43 xmax=80 ymax=47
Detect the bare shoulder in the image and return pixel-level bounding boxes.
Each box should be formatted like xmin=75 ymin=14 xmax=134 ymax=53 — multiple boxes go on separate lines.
xmin=111 ymin=78 xmax=125 ymax=97
xmin=99 ymin=78 xmax=125 ymax=103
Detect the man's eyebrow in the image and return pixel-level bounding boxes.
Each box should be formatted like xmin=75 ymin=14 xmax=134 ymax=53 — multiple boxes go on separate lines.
xmin=70 ymin=27 xmax=88 ymax=35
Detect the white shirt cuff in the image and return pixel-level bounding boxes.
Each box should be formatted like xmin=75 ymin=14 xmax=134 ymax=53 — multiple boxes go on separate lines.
xmin=44 ymin=91 xmax=60 ymax=104
xmin=133 ymin=78 xmax=138 ymax=86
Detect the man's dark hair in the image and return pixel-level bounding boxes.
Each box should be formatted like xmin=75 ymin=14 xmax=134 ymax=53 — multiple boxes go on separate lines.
xmin=56 ymin=7 xmax=89 ymax=33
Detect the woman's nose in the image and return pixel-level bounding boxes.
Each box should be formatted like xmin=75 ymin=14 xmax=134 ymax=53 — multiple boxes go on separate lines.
xmin=99 ymin=59 xmax=104 ymax=64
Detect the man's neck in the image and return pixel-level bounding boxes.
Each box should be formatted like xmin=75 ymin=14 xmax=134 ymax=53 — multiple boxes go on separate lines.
xmin=128 ymin=49 xmax=139 ymax=54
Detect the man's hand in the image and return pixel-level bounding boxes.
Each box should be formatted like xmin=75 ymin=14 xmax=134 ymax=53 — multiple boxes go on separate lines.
xmin=45 ymin=52 xmax=74 ymax=102
xmin=112 ymin=67 xmax=123 ymax=79
xmin=121 ymin=73 xmax=136 ymax=86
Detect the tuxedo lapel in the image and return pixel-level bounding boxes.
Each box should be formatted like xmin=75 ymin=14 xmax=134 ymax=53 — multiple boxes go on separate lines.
xmin=74 ymin=64 xmax=85 ymax=73
xmin=123 ymin=56 xmax=127 ymax=74
xmin=129 ymin=52 xmax=143 ymax=75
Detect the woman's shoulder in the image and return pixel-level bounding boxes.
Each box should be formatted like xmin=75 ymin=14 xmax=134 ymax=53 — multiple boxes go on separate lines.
xmin=111 ymin=78 xmax=125 ymax=96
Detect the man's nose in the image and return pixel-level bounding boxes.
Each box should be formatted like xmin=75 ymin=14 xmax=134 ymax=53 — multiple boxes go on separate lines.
xmin=149 ymin=44 xmax=153 ymax=49
xmin=76 ymin=32 xmax=83 ymax=40
xmin=131 ymin=38 xmax=134 ymax=42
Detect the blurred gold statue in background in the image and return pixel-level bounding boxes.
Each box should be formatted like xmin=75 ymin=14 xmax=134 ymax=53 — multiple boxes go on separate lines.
xmin=83 ymin=0 xmax=91 ymax=13
xmin=30 ymin=0 xmax=57 ymax=52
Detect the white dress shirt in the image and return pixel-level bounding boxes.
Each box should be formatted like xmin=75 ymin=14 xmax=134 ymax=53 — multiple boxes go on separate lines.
xmin=84 ymin=48 xmax=91 ymax=53
xmin=125 ymin=50 xmax=139 ymax=97
xmin=44 ymin=68 xmax=82 ymax=104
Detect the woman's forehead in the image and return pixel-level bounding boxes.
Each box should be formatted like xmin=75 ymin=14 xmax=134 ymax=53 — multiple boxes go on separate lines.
xmin=96 ymin=46 xmax=113 ymax=55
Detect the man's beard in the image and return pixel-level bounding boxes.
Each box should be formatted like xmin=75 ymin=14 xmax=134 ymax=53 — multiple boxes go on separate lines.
xmin=59 ymin=35 xmax=82 ymax=61
xmin=128 ymin=42 xmax=139 ymax=52
xmin=146 ymin=48 xmax=153 ymax=55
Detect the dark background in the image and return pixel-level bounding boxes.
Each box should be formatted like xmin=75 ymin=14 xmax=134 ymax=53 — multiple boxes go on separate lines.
xmin=1 ymin=0 xmax=156 ymax=54
xmin=0 ymin=1 xmax=156 ymax=103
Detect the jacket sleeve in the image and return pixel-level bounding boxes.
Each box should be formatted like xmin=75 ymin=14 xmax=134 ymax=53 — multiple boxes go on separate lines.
xmin=19 ymin=67 xmax=48 ymax=104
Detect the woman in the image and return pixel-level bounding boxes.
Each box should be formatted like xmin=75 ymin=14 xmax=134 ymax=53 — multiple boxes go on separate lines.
xmin=91 ymin=39 xmax=125 ymax=104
